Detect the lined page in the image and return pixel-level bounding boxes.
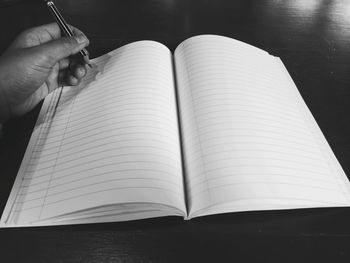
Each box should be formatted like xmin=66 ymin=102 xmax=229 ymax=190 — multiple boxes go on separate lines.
xmin=3 ymin=41 xmax=185 ymax=226
xmin=174 ymin=35 xmax=350 ymax=217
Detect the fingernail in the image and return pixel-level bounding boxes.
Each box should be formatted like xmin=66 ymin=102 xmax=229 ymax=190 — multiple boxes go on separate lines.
xmin=74 ymin=34 xmax=88 ymax=44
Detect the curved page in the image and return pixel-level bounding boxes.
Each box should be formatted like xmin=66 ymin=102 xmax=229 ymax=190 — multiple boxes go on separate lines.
xmin=174 ymin=35 xmax=350 ymax=218
xmin=2 ymin=41 xmax=185 ymax=226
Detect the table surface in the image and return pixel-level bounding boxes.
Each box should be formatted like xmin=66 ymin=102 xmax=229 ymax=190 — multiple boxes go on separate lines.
xmin=1 ymin=0 xmax=350 ymax=262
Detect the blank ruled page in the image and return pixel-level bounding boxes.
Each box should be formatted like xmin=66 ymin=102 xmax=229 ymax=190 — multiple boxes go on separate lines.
xmin=3 ymin=41 xmax=185 ymax=226
xmin=174 ymin=35 xmax=350 ymax=217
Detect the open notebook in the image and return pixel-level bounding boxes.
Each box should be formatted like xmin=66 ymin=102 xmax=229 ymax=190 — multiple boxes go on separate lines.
xmin=2 ymin=35 xmax=350 ymax=227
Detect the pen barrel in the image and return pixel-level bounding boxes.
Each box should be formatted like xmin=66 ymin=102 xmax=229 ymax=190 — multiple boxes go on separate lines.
xmin=46 ymin=0 xmax=74 ymax=37
xmin=46 ymin=0 xmax=91 ymax=66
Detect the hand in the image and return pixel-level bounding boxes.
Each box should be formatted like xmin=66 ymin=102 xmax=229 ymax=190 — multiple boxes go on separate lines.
xmin=0 ymin=23 xmax=90 ymax=123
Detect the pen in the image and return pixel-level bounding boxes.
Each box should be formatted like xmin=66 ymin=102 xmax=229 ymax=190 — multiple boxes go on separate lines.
xmin=45 ymin=0 xmax=92 ymax=68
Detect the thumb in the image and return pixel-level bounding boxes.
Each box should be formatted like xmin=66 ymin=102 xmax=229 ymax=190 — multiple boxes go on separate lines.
xmin=32 ymin=34 xmax=89 ymax=67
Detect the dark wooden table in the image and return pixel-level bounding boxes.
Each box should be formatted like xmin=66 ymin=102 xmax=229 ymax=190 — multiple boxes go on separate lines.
xmin=1 ymin=0 xmax=350 ymax=262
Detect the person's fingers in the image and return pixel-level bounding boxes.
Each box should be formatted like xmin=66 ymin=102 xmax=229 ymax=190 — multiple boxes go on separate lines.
xmin=59 ymin=58 xmax=70 ymax=70
xmin=40 ymin=24 xmax=89 ymax=45
xmin=30 ymin=22 xmax=62 ymax=39
xmin=31 ymin=35 xmax=89 ymax=68
xmin=45 ymin=63 xmax=60 ymax=93
xmin=58 ymin=69 xmax=81 ymax=86
xmin=73 ymin=64 xmax=87 ymax=79
xmin=69 ymin=55 xmax=87 ymax=79
xmin=7 ymin=23 xmax=89 ymax=50
xmin=67 ymin=74 xmax=79 ymax=86
xmin=6 ymin=23 xmax=61 ymax=51
xmin=70 ymin=26 xmax=87 ymax=39
xmin=22 ymin=23 xmax=85 ymax=42
xmin=61 ymin=53 xmax=87 ymax=77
